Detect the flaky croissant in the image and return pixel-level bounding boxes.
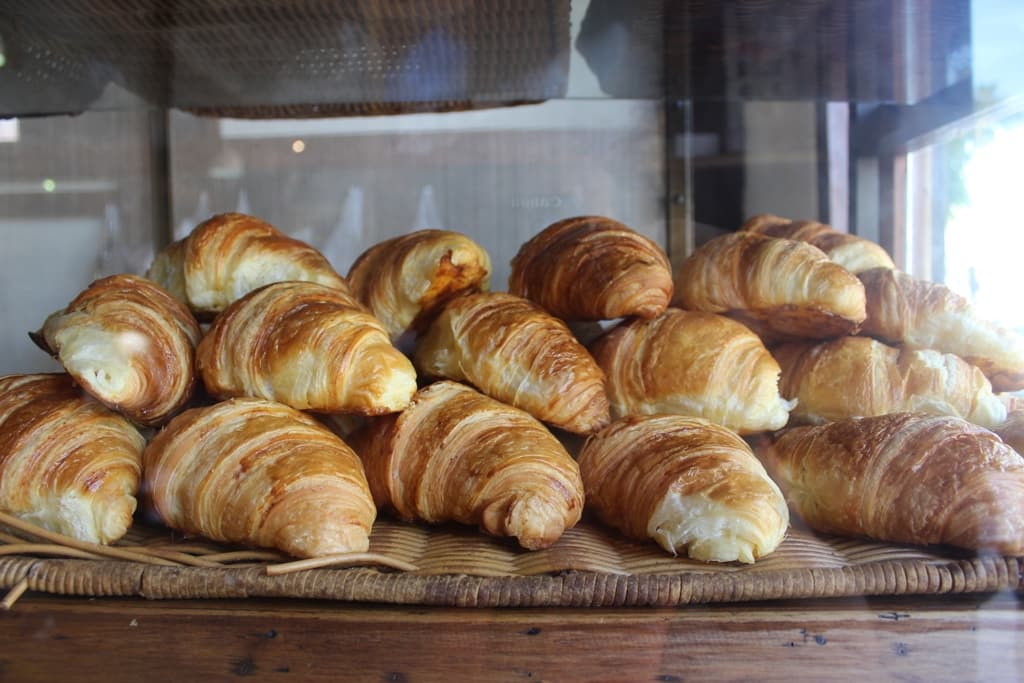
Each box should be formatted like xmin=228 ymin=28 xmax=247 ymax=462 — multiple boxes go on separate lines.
xmin=673 ymin=231 xmax=866 ymax=342
xmin=143 ymin=398 xmax=376 ymax=558
xmin=858 ymin=267 xmax=1024 ymax=392
xmin=197 ymin=281 xmax=416 ymax=415
xmin=414 ymin=292 xmax=610 ymax=434
xmin=0 ymin=373 xmax=144 ymax=544
xmin=774 ymin=336 xmax=1007 ymax=429
xmin=742 ymin=214 xmax=895 ymax=274
xmin=346 ymin=229 xmax=492 ymax=341
xmin=348 ymin=381 xmax=584 ymax=550
xmin=508 ymin=215 xmax=673 ymax=321
xmin=997 ymin=408 xmax=1024 ymax=455
xmin=578 ymin=415 xmax=788 ymax=563
xmin=31 ymin=274 xmax=201 ymax=426
xmin=589 ymin=309 xmax=793 ymax=434
xmin=147 ymin=212 xmax=349 ymax=319
xmin=758 ymin=413 xmax=1024 ymax=554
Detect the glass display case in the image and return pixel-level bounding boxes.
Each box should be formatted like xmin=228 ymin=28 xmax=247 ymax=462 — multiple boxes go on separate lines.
xmin=1 ymin=2 xmax=1022 ymax=680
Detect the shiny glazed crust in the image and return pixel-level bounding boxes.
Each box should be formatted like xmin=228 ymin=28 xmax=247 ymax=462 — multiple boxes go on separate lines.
xmin=346 ymin=229 xmax=492 ymax=340
xmin=414 ymin=291 xmax=610 ymax=434
xmin=197 ymin=281 xmax=416 ymax=415
xmin=508 ymin=215 xmax=673 ymax=321
xmin=760 ymin=413 xmax=1024 ymax=554
xmin=143 ymin=398 xmax=376 ymax=558
xmin=0 ymin=373 xmax=144 ymax=544
xmin=742 ymin=213 xmax=895 ymax=274
xmin=589 ymin=308 xmax=792 ymax=434
xmin=578 ymin=415 xmax=789 ymax=563
xmin=673 ymin=231 xmax=867 ymax=342
xmin=33 ymin=274 xmax=201 ymax=426
xmin=349 ymin=381 xmax=584 ymax=550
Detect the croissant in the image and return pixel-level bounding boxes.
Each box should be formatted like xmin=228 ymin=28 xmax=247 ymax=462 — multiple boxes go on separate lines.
xmin=31 ymin=274 xmax=201 ymax=426
xmin=578 ymin=415 xmax=788 ymax=563
xmin=146 ymin=212 xmax=349 ymax=319
xmin=197 ymin=281 xmax=416 ymax=415
xmin=997 ymin=408 xmax=1024 ymax=455
xmin=741 ymin=214 xmax=895 ymax=274
xmin=588 ymin=308 xmax=793 ymax=434
xmin=0 ymin=373 xmax=144 ymax=544
xmin=414 ymin=292 xmax=610 ymax=434
xmin=143 ymin=398 xmax=376 ymax=557
xmin=346 ymin=229 xmax=492 ymax=341
xmin=349 ymin=381 xmax=584 ymax=550
xmin=774 ymin=336 xmax=1007 ymax=430
xmin=857 ymin=267 xmax=1024 ymax=392
xmin=673 ymin=231 xmax=866 ymax=342
xmin=508 ymin=215 xmax=673 ymax=321
xmin=759 ymin=413 xmax=1024 ymax=554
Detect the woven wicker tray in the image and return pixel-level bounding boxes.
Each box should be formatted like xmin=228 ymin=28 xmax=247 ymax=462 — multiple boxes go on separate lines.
xmin=2 ymin=518 xmax=1021 ymax=608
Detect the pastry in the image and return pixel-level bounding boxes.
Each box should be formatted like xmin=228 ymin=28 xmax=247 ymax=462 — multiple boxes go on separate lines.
xmin=414 ymin=291 xmax=610 ymax=434
xmin=349 ymin=381 xmax=584 ymax=550
xmin=997 ymin=408 xmax=1024 ymax=455
xmin=742 ymin=213 xmax=895 ymax=274
xmin=774 ymin=336 xmax=1007 ymax=429
xmin=578 ymin=414 xmax=789 ymax=563
xmin=759 ymin=413 xmax=1024 ymax=554
xmin=31 ymin=274 xmax=201 ymax=426
xmin=197 ymin=281 xmax=416 ymax=415
xmin=0 ymin=373 xmax=144 ymax=544
xmin=508 ymin=215 xmax=673 ymax=321
xmin=589 ymin=308 xmax=793 ymax=433
xmin=143 ymin=398 xmax=376 ymax=558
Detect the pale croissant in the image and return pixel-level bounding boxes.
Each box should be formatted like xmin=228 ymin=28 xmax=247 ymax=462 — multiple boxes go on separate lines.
xmin=147 ymin=212 xmax=349 ymax=319
xmin=0 ymin=373 xmax=144 ymax=544
xmin=589 ymin=308 xmax=793 ymax=434
xmin=197 ymin=281 xmax=416 ymax=415
xmin=759 ymin=413 xmax=1024 ymax=554
xmin=143 ymin=398 xmax=377 ymax=557
xmin=742 ymin=213 xmax=895 ymax=274
xmin=578 ymin=415 xmax=788 ymax=563
xmin=774 ymin=336 xmax=1006 ymax=430
xmin=414 ymin=291 xmax=610 ymax=434
xmin=858 ymin=267 xmax=1024 ymax=392
xmin=673 ymin=231 xmax=866 ymax=342
xmin=349 ymin=381 xmax=584 ymax=550
xmin=31 ymin=274 xmax=201 ymax=426
xmin=509 ymin=215 xmax=673 ymax=321
xmin=346 ymin=229 xmax=492 ymax=341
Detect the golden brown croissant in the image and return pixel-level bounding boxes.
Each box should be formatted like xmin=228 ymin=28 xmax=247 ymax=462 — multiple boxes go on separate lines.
xmin=508 ymin=215 xmax=673 ymax=321
xmin=742 ymin=214 xmax=895 ymax=274
xmin=0 ymin=373 xmax=144 ymax=544
xmin=143 ymin=398 xmax=376 ymax=557
xmin=349 ymin=381 xmax=584 ymax=550
xmin=857 ymin=267 xmax=1024 ymax=392
xmin=578 ymin=415 xmax=788 ymax=563
xmin=673 ymin=231 xmax=867 ymax=341
xmin=759 ymin=413 xmax=1024 ymax=554
xmin=31 ymin=274 xmax=202 ymax=426
xmin=346 ymin=229 xmax=492 ymax=341
xmin=774 ymin=336 xmax=1007 ymax=430
xmin=414 ymin=291 xmax=610 ymax=434
xmin=146 ymin=212 xmax=349 ymax=319
xmin=997 ymin=408 xmax=1024 ymax=455
xmin=589 ymin=309 xmax=793 ymax=434
xmin=197 ymin=281 xmax=416 ymax=415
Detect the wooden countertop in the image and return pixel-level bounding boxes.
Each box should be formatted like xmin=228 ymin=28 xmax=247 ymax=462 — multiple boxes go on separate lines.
xmin=2 ymin=591 xmax=1020 ymax=682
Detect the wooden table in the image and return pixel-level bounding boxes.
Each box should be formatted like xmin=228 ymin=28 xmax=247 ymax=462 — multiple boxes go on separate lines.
xmin=2 ymin=591 xmax=1020 ymax=682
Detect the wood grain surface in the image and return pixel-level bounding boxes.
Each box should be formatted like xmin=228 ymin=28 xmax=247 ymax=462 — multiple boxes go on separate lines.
xmin=1 ymin=592 xmax=1021 ymax=682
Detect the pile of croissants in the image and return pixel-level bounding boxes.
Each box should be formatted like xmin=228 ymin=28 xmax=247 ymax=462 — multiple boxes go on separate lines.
xmin=3 ymin=211 xmax=1024 ymax=566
